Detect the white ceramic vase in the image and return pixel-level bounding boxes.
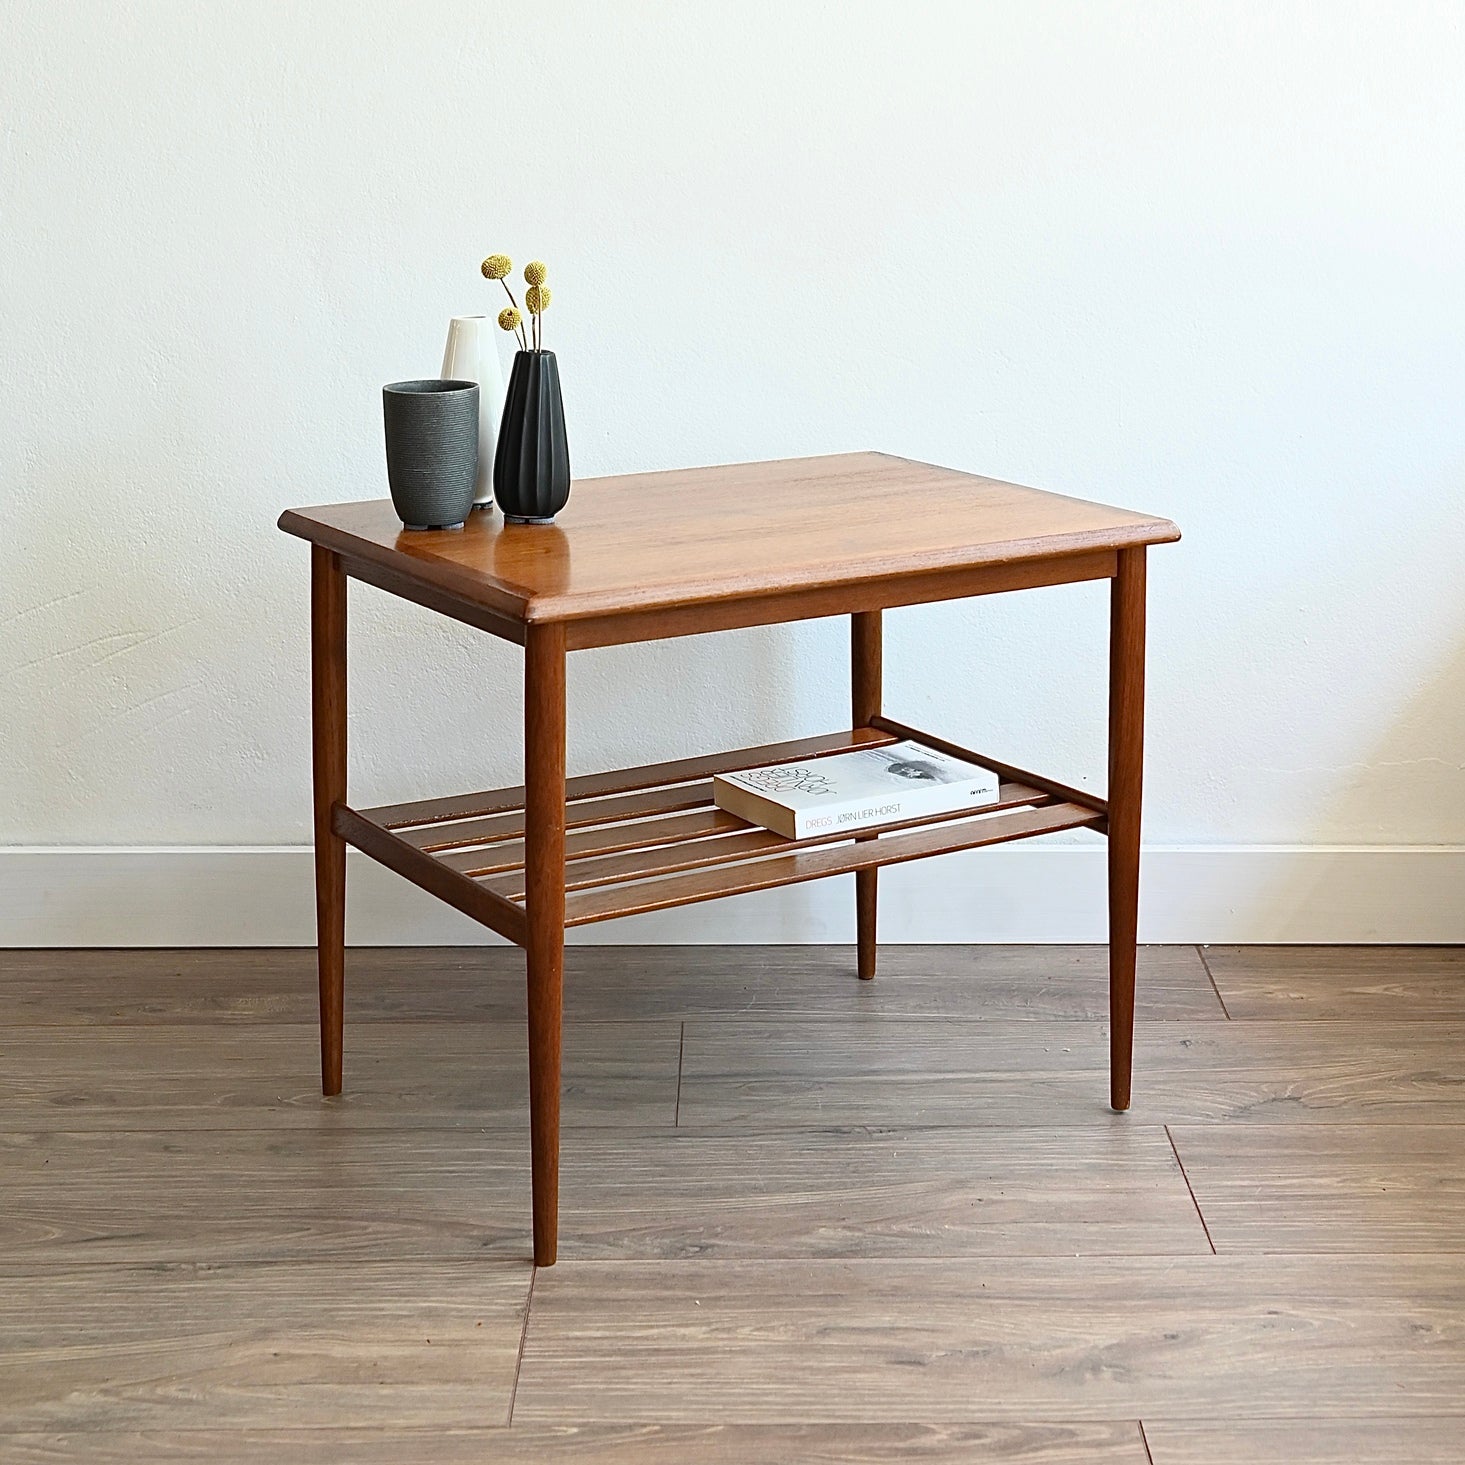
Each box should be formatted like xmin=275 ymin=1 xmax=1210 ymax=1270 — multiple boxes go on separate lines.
xmin=440 ymin=316 xmax=506 ymax=510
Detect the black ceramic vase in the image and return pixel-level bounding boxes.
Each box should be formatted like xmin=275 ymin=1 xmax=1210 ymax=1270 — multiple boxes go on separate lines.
xmin=494 ymin=350 xmax=570 ymax=524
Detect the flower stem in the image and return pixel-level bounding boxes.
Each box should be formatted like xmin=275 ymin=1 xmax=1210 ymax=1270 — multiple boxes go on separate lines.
xmin=499 ymin=279 xmax=529 ymax=351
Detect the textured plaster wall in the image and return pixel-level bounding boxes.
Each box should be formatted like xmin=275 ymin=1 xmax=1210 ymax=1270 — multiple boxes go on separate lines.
xmin=3 ymin=1 xmax=1463 ymax=869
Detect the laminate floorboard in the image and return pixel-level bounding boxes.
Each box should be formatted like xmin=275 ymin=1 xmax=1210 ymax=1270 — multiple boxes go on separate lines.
xmin=0 ymin=1421 xmax=1150 ymax=1463
xmin=0 ymin=945 xmax=1222 ymax=1025
xmin=0 ymin=1021 xmax=680 ymax=1130
xmin=0 ymin=1259 xmax=531 ymax=1431
xmin=1168 ymin=1124 xmax=1465 ymax=1253
xmin=550 ymin=1125 xmax=1209 ymax=1260
xmin=677 ymin=1018 xmax=1465 ymax=1127
xmin=0 ymin=1124 xmax=1206 ymax=1264
xmin=0 ymin=1127 xmax=534 ymax=1264
xmin=1144 ymin=1416 xmax=1465 ymax=1463
xmin=513 ymin=1255 xmax=1465 ymax=1423
xmin=0 ymin=947 xmax=524 ymax=1025
xmin=1201 ymin=945 xmax=1465 ymax=1020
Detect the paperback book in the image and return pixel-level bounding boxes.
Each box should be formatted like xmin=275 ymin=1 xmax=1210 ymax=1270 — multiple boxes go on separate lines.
xmin=713 ymin=739 xmax=1001 ymax=840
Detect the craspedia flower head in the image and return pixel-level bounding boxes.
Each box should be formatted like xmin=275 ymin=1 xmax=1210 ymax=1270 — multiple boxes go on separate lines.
xmin=524 ymin=284 xmax=551 ymax=314
xmin=481 ymin=253 xmax=512 ymax=280
xmin=523 ymin=260 xmax=547 ymax=286
xmin=497 ymin=306 xmax=522 ymax=332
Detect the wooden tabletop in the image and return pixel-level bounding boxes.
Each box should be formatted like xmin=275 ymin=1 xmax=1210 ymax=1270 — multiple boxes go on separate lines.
xmin=279 ymin=452 xmax=1178 ymax=633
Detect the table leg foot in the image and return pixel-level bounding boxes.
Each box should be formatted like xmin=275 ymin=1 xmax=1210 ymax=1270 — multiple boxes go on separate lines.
xmin=316 ymin=854 xmax=345 ymax=1097
xmin=527 ymin=942 xmax=562 ymax=1266
xmin=856 ymin=868 xmax=878 ymax=980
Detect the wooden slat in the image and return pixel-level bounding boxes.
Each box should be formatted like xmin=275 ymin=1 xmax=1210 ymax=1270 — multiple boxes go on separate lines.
xmin=482 ymin=780 xmax=1053 ymax=900
xmin=332 ymin=806 xmax=527 ymax=944
xmin=872 ymin=714 xmax=1108 ymax=815
xmin=437 ymin=807 xmax=746 ymax=877
xmin=365 ymin=727 xmax=897 ymax=830
xmin=563 ymin=801 xmax=1104 ymax=926
xmin=404 ymin=782 xmax=715 ymax=853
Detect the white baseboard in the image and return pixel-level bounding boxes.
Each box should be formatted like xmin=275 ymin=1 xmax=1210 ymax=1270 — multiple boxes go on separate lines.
xmin=2 ymin=843 xmax=1463 ymax=946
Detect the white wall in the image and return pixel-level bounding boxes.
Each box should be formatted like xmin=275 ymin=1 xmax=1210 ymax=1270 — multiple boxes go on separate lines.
xmin=3 ymin=0 xmax=1463 ymax=943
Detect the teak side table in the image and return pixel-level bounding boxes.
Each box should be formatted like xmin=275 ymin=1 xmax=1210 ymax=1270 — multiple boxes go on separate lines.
xmin=280 ymin=452 xmax=1180 ymax=1265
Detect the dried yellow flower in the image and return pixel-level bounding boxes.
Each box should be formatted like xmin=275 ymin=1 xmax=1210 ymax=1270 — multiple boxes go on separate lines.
xmin=523 ymin=260 xmax=547 ymax=286
xmin=481 ymin=254 xmax=512 ymax=280
xmin=524 ymin=284 xmax=551 ymax=314
xmin=497 ymin=306 xmax=522 ymax=332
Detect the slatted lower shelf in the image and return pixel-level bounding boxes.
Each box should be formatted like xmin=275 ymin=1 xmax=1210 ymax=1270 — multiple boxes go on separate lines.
xmin=339 ymin=722 xmax=1107 ymax=942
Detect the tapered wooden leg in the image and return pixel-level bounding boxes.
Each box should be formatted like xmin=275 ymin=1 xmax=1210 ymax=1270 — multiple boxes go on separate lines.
xmin=524 ymin=622 xmax=567 ymax=1265
xmin=852 ymin=610 xmax=882 ymax=981
xmin=1108 ymin=547 xmax=1146 ymax=1112
xmin=310 ymin=545 xmax=347 ymax=1097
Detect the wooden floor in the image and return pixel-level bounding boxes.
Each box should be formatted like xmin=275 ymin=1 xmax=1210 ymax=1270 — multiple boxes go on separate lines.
xmin=2 ymin=944 xmax=1463 ymax=1462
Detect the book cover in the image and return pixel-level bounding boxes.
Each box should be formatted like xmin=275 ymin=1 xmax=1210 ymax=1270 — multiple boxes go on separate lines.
xmin=713 ymin=740 xmax=1002 ymax=840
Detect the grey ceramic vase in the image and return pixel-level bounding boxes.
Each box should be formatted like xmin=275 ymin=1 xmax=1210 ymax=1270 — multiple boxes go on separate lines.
xmin=382 ymin=379 xmax=479 ymax=530
xmin=493 ymin=351 xmax=570 ymax=523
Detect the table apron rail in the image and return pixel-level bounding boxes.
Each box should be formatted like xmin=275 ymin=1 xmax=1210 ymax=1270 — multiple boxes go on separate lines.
xmin=337 ymin=549 xmax=1120 ymax=650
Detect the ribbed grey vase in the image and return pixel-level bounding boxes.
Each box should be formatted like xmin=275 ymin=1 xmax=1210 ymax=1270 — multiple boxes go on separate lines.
xmin=382 ymin=379 xmax=479 ymax=530
xmin=494 ymin=351 xmax=570 ymax=524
